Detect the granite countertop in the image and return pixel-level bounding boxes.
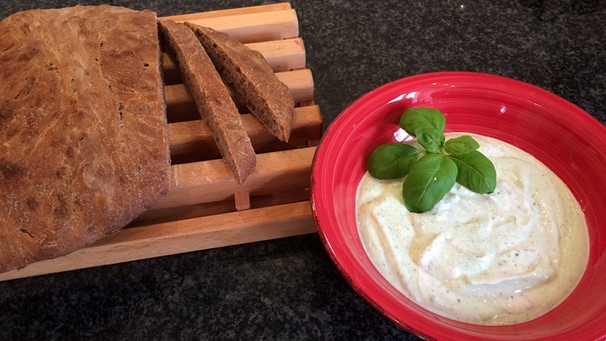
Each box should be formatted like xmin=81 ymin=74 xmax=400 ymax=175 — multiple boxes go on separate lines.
xmin=1 ymin=0 xmax=605 ymax=340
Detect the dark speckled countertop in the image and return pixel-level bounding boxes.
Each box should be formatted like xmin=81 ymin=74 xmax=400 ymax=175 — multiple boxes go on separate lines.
xmin=1 ymin=1 xmax=605 ymax=340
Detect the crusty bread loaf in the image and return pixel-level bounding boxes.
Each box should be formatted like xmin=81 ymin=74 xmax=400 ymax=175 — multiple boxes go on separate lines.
xmin=186 ymin=23 xmax=295 ymax=142
xmin=0 ymin=5 xmax=170 ymax=273
xmin=159 ymin=20 xmax=256 ymax=184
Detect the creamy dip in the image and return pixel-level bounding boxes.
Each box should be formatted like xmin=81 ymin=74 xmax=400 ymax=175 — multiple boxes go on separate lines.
xmin=356 ymin=134 xmax=589 ymax=325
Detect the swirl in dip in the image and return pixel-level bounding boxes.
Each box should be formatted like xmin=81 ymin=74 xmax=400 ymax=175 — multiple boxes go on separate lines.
xmin=356 ymin=134 xmax=589 ymax=325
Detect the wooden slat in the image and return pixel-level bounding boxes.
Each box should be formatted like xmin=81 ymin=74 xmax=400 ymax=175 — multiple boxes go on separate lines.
xmin=164 ymin=9 xmax=299 ymax=43
xmin=0 ymin=201 xmax=316 ymax=281
xmin=162 ymin=37 xmax=306 ymax=83
xmin=247 ymin=38 xmax=306 ymax=72
xmin=168 ymin=105 xmax=322 ymax=163
xmin=130 ymin=187 xmax=312 ymax=227
xmin=164 ymin=69 xmax=315 ymax=121
xmin=161 ymin=3 xmax=292 ymax=22
xmin=156 ymin=146 xmax=316 ymax=209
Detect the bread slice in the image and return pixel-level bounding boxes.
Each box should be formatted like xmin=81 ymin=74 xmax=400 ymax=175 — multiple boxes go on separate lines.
xmin=186 ymin=23 xmax=295 ymax=142
xmin=0 ymin=5 xmax=170 ymax=273
xmin=158 ymin=20 xmax=256 ymax=184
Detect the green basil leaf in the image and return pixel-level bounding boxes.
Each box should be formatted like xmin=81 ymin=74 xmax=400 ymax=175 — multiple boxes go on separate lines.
xmin=448 ymin=151 xmax=497 ymax=193
xmin=399 ymin=107 xmax=446 ymax=136
xmin=402 ymin=154 xmax=458 ymax=213
xmin=444 ymin=135 xmax=480 ymax=155
xmin=415 ymin=127 xmax=444 ymax=154
xmin=367 ymin=143 xmax=420 ymax=179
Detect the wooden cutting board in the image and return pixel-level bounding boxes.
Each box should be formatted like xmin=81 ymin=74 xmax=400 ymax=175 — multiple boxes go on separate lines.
xmin=0 ymin=2 xmax=321 ymax=281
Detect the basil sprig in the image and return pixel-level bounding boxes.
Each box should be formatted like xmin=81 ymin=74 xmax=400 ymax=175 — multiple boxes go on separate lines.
xmin=367 ymin=107 xmax=496 ymax=213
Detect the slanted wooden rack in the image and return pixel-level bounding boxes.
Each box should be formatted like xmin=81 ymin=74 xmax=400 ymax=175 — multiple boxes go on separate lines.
xmin=0 ymin=3 xmax=321 ymax=281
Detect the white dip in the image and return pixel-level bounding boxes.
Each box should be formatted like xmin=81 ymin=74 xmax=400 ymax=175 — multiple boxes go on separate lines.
xmin=356 ymin=134 xmax=589 ymax=325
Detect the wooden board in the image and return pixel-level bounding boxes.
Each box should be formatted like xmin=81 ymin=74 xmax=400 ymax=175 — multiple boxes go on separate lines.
xmin=0 ymin=3 xmax=320 ymax=281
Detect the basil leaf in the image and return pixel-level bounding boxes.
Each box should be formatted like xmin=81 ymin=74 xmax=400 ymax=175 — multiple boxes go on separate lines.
xmin=367 ymin=143 xmax=420 ymax=179
xmin=402 ymin=154 xmax=458 ymax=213
xmin=448 ymin=151 xmax=497 ymax=193
xmin=399 ymin=108 xmax=446 ymax=136
xmin=415 ymin=127 xmax=444 ymax=154
xmin=444 ymin=135 xmax=480 ymax=155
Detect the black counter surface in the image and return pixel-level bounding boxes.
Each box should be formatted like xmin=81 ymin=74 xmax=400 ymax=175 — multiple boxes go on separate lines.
xmin=1 ymin=1 xmax=605 ymax=340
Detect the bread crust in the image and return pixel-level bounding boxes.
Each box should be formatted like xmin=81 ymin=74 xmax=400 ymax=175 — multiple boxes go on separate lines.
xmin=186 ymin=23 xmax=295 ymax=142
xmin=0 ymin=5 xmax=170 ymax=272
xmin=158 ymin=20 xmax=256 ymax=184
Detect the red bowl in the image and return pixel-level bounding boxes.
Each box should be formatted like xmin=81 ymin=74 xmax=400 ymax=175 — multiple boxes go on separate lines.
xmin=310 ymin=72 xmax=606 ymax=340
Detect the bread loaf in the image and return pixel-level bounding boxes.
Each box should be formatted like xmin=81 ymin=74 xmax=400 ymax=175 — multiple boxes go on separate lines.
xmin=0 ymin=5 xmax=170 ymax=273
xmin=186 ymin=23 xmax=295 ymax=142
xmin=159 ymin=20 xmax=256 ymax=184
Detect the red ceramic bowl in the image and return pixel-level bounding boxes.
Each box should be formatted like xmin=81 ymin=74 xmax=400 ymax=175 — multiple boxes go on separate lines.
xmin=310 ymin=72 xmax=606 ymax=340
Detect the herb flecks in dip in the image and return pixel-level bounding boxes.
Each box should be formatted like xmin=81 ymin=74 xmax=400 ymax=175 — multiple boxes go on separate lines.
xmin=356 ymin=134 xmax=589 ymax=325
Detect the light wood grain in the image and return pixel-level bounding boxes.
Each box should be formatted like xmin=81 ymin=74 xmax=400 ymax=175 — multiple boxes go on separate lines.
xmin=168 ymin=104 xmax=322 ymax=163
xmin=162 ymin=37 xmax=306 ymax=84
xmin=164 ymin=69 xmax=314 ymax=122
xmin=156 ymin=146 xmax=316 ymax=209
xmin=170 ymin=9 xmax=299 ymax=43
xmin=161 ymin=3 xmax=292 ymax=22
xmin=0 ymin=201 xmax=315 ymax=281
